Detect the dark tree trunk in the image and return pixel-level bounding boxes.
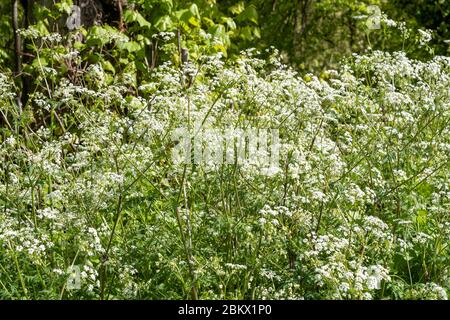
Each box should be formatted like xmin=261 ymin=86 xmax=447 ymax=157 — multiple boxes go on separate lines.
xmin=293 ymin=0 xmax=310 ymax=61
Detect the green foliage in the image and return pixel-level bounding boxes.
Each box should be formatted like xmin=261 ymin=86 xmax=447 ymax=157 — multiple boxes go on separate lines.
xmin=0 ymin=1 xmax=12 ymax=63
xmin=385 ymin=0 xmax=450 ymax=55
xmin=1 ymin=0 xmax=448 ymax=78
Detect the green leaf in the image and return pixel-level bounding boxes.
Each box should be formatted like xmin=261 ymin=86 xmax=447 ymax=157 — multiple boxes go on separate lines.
xmin=213 ymin=43 xmax=227 ymax=57
xmin=135 ymin=60 xmax=147 ymax=73
xmin=32 ymin=56 xmax=48 ymax=68
xmin=160 ymin=0 xmax=173 ymax=11
xmin=177 ymin=9 xmax=195 ymax=27
xmin=415 ymin=210 xmax=428 ymax=225
xmin=202 ymin=17 xmax=215 ymax=28
xmin=253 ymin=26 xmax=261 ymax=38
xmin=55 ymin=0 xmax=73 ymax=14
xmin=35 ymin=20 xmax=50 ymax=36
xmin=155 ymin=15 xmax=173 ymax=31
xmin=101 ymin=61 xmax=115 ymax=74
xmin=188 ymin=16 xmax=200 ymax=27
xmin=209 ymin=25 xmax=231 ymax=46
xmin=229 ymin=1 xmax=245 ymax=15
xmin=221 ymin=17 xmax=236 ymax=30
xmin=87 ymin=52 xmax=102 ymax=64
xmin=124 ymin=9 xmax=151 ymax=28
xmin=237 ymin=4 xmax=259 ymax=24
xmin=239 ymin=26 xmax=253 ymax=41
xmin=189 ymin=3 xmax=200 ymax=19
xmin=118 ymin=41 xmax=141 ymax=53
xmin=119 ymin=58 xmax=129 ymax=65
xmin=175 ymin=9 xmax=190 ymax=21
xmin=86 ymin=37 xmax=102 ymax=47
xmin=136 ymin=34 xmax=151 ymax=45
xmin=210 ymin=24 xmax=226 ymax=37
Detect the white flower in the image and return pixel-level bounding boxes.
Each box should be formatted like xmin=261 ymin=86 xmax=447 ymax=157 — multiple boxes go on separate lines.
xmin=37 ymin=208 xmax=59 ymax=220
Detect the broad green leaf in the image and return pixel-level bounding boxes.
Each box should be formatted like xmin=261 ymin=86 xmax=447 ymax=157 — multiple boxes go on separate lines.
xmin=160 ymin=0 xmax=173 ymax=11
xmin=32 ymin=56 xmax=48 ymax=68
xmin=55 ymin=0 xmax=74 ymax=14
xmin=229 ymin=1 xmax=245 ymax=15
xmin=86 ymin=37 xmax=103 ymax=47
xmin=239 ymin=26 xmax=253 ymax=41
xmin=35 ymin=20 xmax=50 ymax=36
xmin=188 ymin=16 xmax=200 ymax=27
xmin=253 ymin=26 xmax=261 ymax=38
xmin=135 ymin=60 xmax=147 ymax=73
xmin=101 ymin=60 xmax=115 ymax=74
xmin=189 ymin=3 xmax=200 ymax=19
xmin=154 ymin=15 xmax=173 ymax=31
xmin=414 ymin=210 xmax=428 ymax=225
xmin=124 ymin=9 xmax=151 ymax=28
xmin=202 ymin=17 xmax=215 ymax=28
xmin=118 ymin=41 xmax=141 ymax=53
xmin=175 ymin=9 xmax=190 ymax=21
xmin=87 ymin=52 xmax=102 ymax=63
xmin=221 ymin=17 xmax=236 ymax=30
xmin=213 ymin=43 xmax=227 ymax=56
xmin=237 ymin=4 xmax=259 ymax=24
